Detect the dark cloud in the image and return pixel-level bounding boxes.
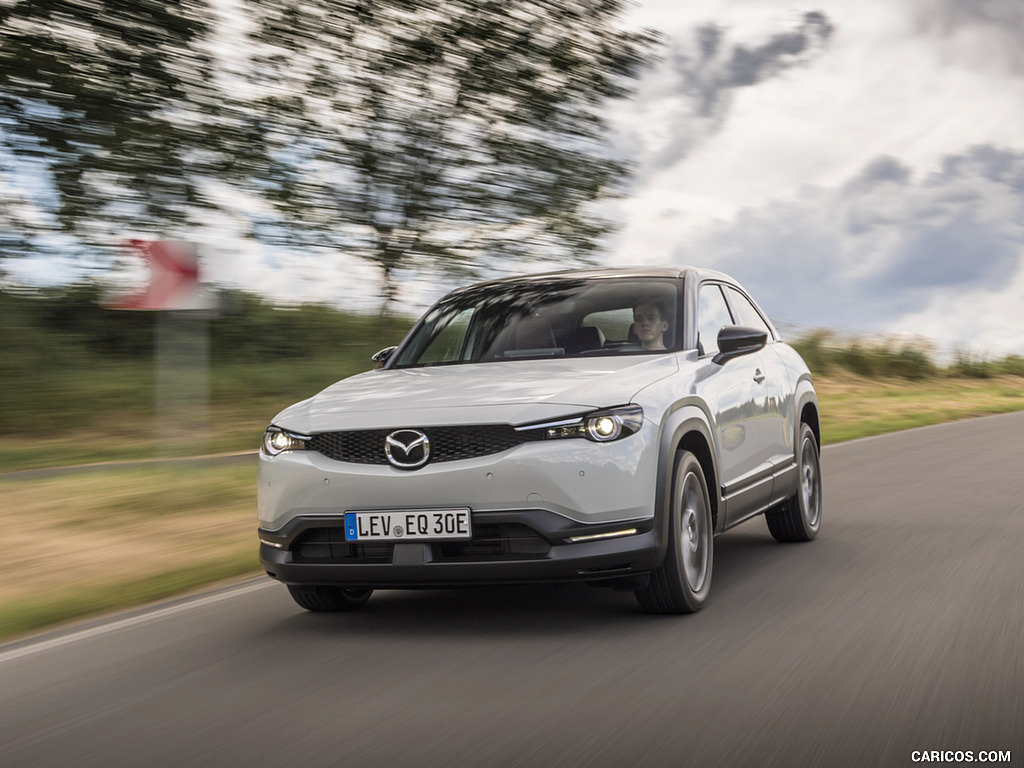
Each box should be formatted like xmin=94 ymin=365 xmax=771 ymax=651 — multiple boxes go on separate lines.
xmin=723 ymin=12 xmax=834 ymax=87
xmin=843 ymin=156 xmax=913 ymax=193
xmin=673 ymin=145 xmax=1024 ymax=333
xmin=676 ymin=12 xmax=835 ymax=118
xmin=919 ymin=0 xmax=1024 ymax=34
xmin=618 ymin=12 xmax=835 ymax=177
xmin=913 ymin=0 xmax=1024 ymax=72
xmin=695 ymin=24 xmax=722 ymax=61
xmin=938 ymin=145 xmax=1024 ymax=191
xmin=883 ymin=219 xmax=1019 ymax=289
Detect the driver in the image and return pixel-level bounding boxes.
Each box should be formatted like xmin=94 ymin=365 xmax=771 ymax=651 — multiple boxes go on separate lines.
xmin=632 ymin=298 xmax=669 ymax=351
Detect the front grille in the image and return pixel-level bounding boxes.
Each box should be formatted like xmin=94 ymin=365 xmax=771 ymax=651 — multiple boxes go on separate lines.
xmin=308 ymin=425 xmax=543 ymax=465
xmin=292 ymin=528 xmax=393 ymax=563
xmin=290 ymin=523 xmax=550 ymax=564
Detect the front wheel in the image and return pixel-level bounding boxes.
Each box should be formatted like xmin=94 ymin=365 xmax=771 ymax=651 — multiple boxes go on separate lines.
xmin=636 ymin=450 xmax=713 ymax=614
xmin=765 ymin=422 xmax=822 ymax=542
xmin=287 ymin=585 xmax=373 ymax=612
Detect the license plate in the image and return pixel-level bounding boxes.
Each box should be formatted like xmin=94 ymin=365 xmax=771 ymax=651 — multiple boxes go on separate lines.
xmin=344 ymin=509 xmax=472 ymax=542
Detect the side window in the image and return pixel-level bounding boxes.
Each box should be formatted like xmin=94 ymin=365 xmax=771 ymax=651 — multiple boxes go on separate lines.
xmin=724 ymin=287 xmax=772 ymax=339
xmin=698 ymin=284 xmax=733 ymax=357
xmin=418 ymin=308 xmax=474 ymax=364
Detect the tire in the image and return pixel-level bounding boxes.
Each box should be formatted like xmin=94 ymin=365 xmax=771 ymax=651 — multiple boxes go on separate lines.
xmin=765 ymin=422 xmax=822 ymax=542
xmin=636 ymin=450 xmax=713 ymax=614
xmin=287 ymin=585 xmax=373 ymax=612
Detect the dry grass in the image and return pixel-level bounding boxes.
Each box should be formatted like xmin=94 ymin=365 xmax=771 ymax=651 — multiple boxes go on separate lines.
xmin=3 ymin=403 xmax=272 ymax=472
xmin=816 ymin=374 xmax=1024 ymax=444
xmin=0 ymin=464 xmax=258 ymax=638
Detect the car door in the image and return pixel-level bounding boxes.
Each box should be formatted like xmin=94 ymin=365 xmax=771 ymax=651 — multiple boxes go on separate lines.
xmin=696 ymin=283 xmax=776 ymax=524
xmin=721 ymin=285 xmax=795 ymax=495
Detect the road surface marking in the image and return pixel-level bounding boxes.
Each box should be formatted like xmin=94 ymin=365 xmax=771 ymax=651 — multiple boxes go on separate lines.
xmin=0 ymin=579 xmax=273 ymax=665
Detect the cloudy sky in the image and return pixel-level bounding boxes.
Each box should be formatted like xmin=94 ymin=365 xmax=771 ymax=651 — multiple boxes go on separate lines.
xmin=609 ymin=0 xmax=1024 ymax=356
xmin=215 ymin=0 xmax=1024 ymax=356
xmin=5 ymin=0 xmax=1022 ymax=357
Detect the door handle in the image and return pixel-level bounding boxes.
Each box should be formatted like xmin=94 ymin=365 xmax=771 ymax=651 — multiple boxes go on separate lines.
xmin=753 ymin=370 xmax=766 ymax=384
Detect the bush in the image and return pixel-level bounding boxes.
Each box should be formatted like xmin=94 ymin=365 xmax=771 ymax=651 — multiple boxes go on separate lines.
xmin=2 ymin=284 xmax=1020 ymax=436
xmin=790 ymin=331 xmax=834 ymax=376
xmin=0 ymin=283 xmax=414 ymax=433
xmin=997 ymin=355 xmax=1024 ymax=377
xmin=791 ymin=331 xmax=937 ymax=380
xmin=952 ymin=352 xmax=994 ymax=379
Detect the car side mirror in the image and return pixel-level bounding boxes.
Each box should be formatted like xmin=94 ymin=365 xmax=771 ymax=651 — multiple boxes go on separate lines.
xmin=712 ymin=326 xmax=767 ymax=366
xmin=371 ymin=346 xmax=398 ymax=370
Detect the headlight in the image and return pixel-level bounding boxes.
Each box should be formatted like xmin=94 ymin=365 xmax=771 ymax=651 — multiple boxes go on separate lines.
xmin=262 ymin=426 xmax=310 ymax=456
xmin=583 ymin=405 xmax=643 ymax=442
xmin=518 ymin=405 xmax=644 ymax=443
xmin=587 ymin=413 xmax=624 ymax=441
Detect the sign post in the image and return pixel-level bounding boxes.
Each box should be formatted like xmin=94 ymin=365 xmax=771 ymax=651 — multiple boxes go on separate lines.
xmin=111 ymin=241 xmax=215 ymax=458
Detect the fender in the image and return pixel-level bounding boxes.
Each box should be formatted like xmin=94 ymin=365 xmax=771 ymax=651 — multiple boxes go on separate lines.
xmin=793 ymin=375 xmax=820 ymax=448
xmin=654 ymin=402 xmax=723 ymax=555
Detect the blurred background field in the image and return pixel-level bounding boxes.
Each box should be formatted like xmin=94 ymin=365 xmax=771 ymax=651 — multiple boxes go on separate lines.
xmin=0 ymin=464 xmax=256 ymax=639
xmin=3 ymin=283 xmax=1024 ymax=471
xmin=1 ymin=284 xmax=1023 ymax=639
xmin=0 ymin=284 xmax=412 ymax=471
xmin=1 ymin=0 xmax=1023 ymax=660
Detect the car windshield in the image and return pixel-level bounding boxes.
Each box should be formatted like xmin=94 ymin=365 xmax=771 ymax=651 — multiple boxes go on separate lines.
xmin=393 ymin=277 xmax=682 ymax=368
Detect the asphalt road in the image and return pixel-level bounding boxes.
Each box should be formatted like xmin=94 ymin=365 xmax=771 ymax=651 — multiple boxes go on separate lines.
xmin=2 ymin=412 xmax=1023 ymax=768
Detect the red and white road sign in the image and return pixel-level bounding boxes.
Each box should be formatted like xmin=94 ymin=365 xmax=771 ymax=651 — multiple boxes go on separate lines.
xmin=113 ymin=240 xmax=205 ymax=310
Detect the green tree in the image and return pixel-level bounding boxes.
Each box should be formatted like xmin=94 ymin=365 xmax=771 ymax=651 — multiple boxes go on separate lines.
xmin=1 ymin=0 xmax=657 ymax=302
xmin=0 ymin=153 xmax=44 ymax=261
xmin=245 ymin=0 xmax=659 ymax=310
xmin=0 ymin=0 xmax=251 ymax=251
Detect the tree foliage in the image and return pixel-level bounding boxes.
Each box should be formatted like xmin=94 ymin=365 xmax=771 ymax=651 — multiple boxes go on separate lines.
xmin=239 ymin=0 xmax=658 ymax=307
xmin=0 ymin=0 xmax=252 ymax=247
xmin=1 ymin=0 xmax=658 ymax=301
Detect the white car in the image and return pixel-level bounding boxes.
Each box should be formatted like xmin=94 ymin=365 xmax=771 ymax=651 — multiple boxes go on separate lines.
xmin=258 ymin=266 xmax=822 ymax=614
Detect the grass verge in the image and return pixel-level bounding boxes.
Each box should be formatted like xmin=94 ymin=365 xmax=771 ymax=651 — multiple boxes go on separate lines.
xmin=0 ymin=553 xmax=258 ymax=641
xmin=816 ymin=374 xmax=1024 ymax=444
xmin=1 ymin=373 xmax=1023 ymax=643
xmin=0 ymin=464 xmax=258 ymax=642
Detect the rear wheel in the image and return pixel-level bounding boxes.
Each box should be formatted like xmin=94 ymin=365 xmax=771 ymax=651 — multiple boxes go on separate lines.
xmin=636 ymin=450 xmax=713 ymax=614
xmin=765 ymin=422 xmax=822 ymax=542
xmin=287 ymin=585 xmax=373 ymax=612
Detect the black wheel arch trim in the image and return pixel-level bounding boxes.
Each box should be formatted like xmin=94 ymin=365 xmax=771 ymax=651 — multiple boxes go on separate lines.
xmin=794 ymin=381 xmax=820 ymax=450
xmin=656 ymin=403 xmax=723 ymax=545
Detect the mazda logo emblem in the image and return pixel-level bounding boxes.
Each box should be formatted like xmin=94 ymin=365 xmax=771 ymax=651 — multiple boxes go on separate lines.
xmin=385 ymin=429 xmax=430 ymax=469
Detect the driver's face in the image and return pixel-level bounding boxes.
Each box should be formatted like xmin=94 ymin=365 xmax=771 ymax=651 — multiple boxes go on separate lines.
xmin=633 ymin=306 xmax=667 ymax=343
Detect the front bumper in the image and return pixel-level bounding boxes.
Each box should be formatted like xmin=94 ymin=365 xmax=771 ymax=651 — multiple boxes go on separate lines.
xmin=259 ymin=508 xmax=665 ymax=588
xmin=258 ymin=422 xmax=663 ymax=531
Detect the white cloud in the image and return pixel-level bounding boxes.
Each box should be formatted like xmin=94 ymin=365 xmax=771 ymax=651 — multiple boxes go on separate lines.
xmin=6 ymin=0 xmax=1024 ymax=359
xmin=606 ymin=0 xmax=1024 ymax=355
xmin=670 ymin=147 xmax=1024 ymax=355
xmin=617 ymin=0 xmax=1024 ymax=235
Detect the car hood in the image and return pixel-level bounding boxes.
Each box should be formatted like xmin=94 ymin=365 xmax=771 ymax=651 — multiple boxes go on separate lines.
xmin=273 ymin=355 xmax=679 ymax=432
